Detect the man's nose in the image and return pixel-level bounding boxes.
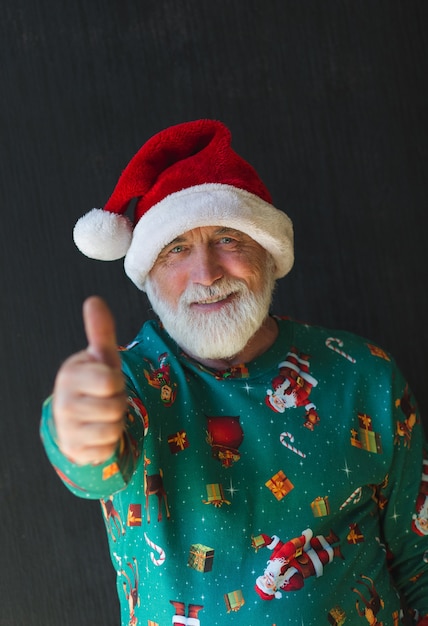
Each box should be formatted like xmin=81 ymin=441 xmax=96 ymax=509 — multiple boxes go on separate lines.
xmin=189 ymin=247 xmax=223 ymax=285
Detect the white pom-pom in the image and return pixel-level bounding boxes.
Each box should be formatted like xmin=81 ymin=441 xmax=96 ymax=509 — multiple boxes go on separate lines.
xmin=73 ymin=208 xmax=133 ymax=260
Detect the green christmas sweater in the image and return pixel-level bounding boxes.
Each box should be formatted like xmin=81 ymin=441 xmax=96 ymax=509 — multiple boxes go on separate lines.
xmin=41 ymin=317 xmax=428 ymax=626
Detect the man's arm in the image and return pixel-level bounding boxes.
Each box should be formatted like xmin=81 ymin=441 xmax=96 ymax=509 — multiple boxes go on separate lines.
xmin=52 ymin=296 xmax=127 ymax=465
xmin=40 ymin=297 xmax=141 ymax=498
xmin=379 ymin=363 xmax=428 ymax=622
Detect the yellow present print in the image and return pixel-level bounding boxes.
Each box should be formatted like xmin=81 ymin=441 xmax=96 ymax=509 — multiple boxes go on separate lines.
xmin=102 ymin=462 xmax=120 ymax=480
xmin=350 ymin=413 xmax=383 ymax=454
xmin=224 ymin=589 xmax=245 ymax=612
xmin=311 ymin=495 xmax=330 ymax=517
xmin=251 ymin=534 xmax=267 ymax=551
xmin=202 ymin=483 xmax=231 ymax=507
xmin=327 ymin=605 xmax=346 ymax=626
xmin=265 ymin=470 xmax=294 ymax=501
xmin=188 ymin=543 xmax=214 ymax=573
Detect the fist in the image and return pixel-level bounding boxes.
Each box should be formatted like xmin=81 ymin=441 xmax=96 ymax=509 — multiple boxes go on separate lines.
xmin=52 ymin=296 xmax=127 ymax=465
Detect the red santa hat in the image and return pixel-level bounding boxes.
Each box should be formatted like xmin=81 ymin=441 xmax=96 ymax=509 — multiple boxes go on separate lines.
xmin=73 ymin=119 xmax=294 ymax=290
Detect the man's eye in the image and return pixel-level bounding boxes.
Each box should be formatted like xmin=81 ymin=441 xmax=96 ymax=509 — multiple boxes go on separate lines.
xmin=219 ymin=237 xmax=234 ymax=244
xmin=170 ymin=245 xmax=184 ymax=254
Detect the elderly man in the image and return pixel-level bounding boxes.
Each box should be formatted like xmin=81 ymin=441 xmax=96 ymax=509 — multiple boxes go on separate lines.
xmin=41 ymin=120 xmax=428 ymax=626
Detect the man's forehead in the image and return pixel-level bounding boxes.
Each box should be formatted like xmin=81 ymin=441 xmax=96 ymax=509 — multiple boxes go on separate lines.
xmin=166 ymin=226 xmax=245 ymax=245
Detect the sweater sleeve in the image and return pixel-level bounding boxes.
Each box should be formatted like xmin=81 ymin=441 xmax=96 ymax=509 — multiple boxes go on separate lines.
xmin=40 ymin=376 xmax=145 ymax=499
xmin=380 ymin=363 xmax=428 ymax=619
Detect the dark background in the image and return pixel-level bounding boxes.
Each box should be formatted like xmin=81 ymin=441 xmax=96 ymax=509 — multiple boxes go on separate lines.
xmin=0 ymin=1 xmax=427 ymax=624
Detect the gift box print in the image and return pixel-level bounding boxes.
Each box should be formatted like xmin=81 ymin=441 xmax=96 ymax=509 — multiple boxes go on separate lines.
xmin=167 ymin=430 xmax=189 ymax=454
xmin=224 ymin=589 xmax=245 ymax=612
xmin=188 ymin=543 xmax=214 ymax=573
xmin=328 ymin=605 xmax=346 ymax=626
xmin=311 ymin=495 xmax=330 ymax=517
xmin=265 ymin=470 xmax=294 ymax=501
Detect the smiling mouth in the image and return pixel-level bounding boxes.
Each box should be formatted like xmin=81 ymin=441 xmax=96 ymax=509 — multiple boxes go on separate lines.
xmin=198 ymin=295 xmax=228 ymax=304
xmin=192 ymin=292 xmax=235 ymax=306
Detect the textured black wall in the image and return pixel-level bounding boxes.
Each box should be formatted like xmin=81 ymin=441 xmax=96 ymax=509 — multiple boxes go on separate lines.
xmin=0 ymin=1 xmax=427 ymax=624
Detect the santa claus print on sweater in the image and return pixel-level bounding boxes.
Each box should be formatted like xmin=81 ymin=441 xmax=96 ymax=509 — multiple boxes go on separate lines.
xmin=265 ymin=348 xmax=320 ymax=429
xmin=254 ymin=528 xmax=343 ymax=600
xmin=412 ymin=455 xmax=428 ymax=536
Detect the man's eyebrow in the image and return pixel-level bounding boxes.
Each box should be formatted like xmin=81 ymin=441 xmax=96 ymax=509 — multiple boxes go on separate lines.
xmin=167 ymin=235 xmax=186 ymax=245
xmin=162 ymin=228 xmax=243 ymax=250
xmin=157 ymin=237 xmax=183 ymax=256
xmin=215 ymin=227 xmax=243 ymax=236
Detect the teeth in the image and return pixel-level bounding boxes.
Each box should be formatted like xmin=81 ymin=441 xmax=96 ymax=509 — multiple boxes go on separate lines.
xmin=198 ymin=295 xmax=228 ymax=304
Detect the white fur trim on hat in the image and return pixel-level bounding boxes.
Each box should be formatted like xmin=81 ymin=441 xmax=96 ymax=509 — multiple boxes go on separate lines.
xmin=266 ymin=535 xmax=281 ymax=550
xmin=73 ymin=208 xmax=133 ymax=261
xmin=124 ymin=183 xmax=294 ymax=290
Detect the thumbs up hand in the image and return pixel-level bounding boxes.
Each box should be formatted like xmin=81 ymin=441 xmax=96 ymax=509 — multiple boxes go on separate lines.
xmin=52 ymin=297 xmax=127 ymax=465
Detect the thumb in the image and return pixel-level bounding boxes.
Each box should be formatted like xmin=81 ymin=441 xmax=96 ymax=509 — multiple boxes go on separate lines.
xmin=83 ymin=296 xmax=121 ymax=369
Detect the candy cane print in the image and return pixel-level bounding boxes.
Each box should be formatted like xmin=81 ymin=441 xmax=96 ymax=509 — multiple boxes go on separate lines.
xmin=144 ymin=532 xmax=166 ymax=566
xmin=325 ymin=337 xmax=356 ymax=364
xmin=280 ymin=432 xmax=306 ymax=458
xmin=339 ymin=486 xmax=362 ymax=510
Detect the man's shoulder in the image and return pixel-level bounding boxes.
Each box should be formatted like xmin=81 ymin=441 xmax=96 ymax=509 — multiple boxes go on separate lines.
xmin=275 ymin=316 xmax=394 ymax=365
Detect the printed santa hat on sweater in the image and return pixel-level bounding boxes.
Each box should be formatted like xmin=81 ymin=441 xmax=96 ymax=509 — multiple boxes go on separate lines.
xmin=73 ymin=119 xmax=294 ymax=290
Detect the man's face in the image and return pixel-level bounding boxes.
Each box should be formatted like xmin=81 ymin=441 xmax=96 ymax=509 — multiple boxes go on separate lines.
xmin=145 ymin=226 xmax=276 ymax=360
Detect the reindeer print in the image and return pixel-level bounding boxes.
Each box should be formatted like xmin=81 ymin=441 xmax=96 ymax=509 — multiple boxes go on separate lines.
xmin=143 ymin=453 xmax=171 ymax=523
xmin=394 ymin=384 xmax=418 ymax=447
xmin=352 ymin=574 xmax=385 ymax=625
xmin=101 ymin=496 xmax=125 ymax=542
xmin=122 ymin=557 xmax=140 ymax=626
xmin=369 ymin=475 xmax=389 ymax=515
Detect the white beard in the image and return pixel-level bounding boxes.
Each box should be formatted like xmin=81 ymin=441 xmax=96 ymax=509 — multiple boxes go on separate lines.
xmin=145 ymin=263 xmax=276 ymax=360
